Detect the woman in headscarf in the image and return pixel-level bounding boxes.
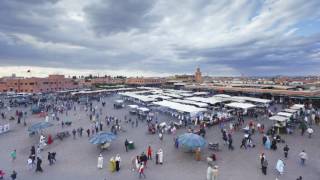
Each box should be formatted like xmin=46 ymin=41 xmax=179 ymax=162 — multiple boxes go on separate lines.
xmin=264 ymin=136 xmax=271 ymax=149
xmin=276 ymin=159 xmax=285 ymax=175
xmin=115 ymin=154 xmax=121 ymax=171
xmin=109 ymin=157 xmax=115 ymax=172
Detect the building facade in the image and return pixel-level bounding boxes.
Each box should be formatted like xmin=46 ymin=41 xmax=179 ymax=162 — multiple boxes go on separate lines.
xmin=125 ymin=77 xmax=165 ymax=86
xmin=0 ymin=75 xmax=78 ymax=93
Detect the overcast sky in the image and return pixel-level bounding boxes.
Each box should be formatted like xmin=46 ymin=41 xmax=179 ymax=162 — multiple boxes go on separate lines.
xmin=0 ymin=0 xmax=320 ymax=77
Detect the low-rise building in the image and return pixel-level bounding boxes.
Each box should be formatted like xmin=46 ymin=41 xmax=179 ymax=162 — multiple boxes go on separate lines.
xmin=0 ymin=75 xmax=78 ymax=93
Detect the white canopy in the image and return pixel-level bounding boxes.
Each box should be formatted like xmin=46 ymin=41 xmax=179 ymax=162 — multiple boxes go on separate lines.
xmin=128 ymin=105 xmax=139 ymax=109
xmin=119 ymin=92 xmax=156 ymax=102
xmin=277 ymin=112 xmax=293 ymax=117
xmin=115 ymin=100 xmax=124 ymax=103
xmin=283 ymin=109 xmax=298 ymax=113
xmin=71 ymin=88 xmax=134 ymax=95
xmin=193 ymin=92 xmax=209 ymax=96
xmin=229 ymin=96 xmax=271 ymax=104
xmin=137 ymin=107 xmax=150 ymax=112
xmin=147 ymin=94 xmax=172 ymax=100
xmin=269 ymin=115 xmax=289 ymax=122
xmin=225 ymin=102 xmax=256 ymax=110
xmin=213 ymin=94 xmax=231 ymax=98
xmin=170 ymin=99 xmax=208 ymax=108
xmin=186 ymin=97 xmax=225 ymax=105
xmin=153 ymin=100 xmax=206 ymax=116
xmin=291 ymin=104 xmax=305 ymax=110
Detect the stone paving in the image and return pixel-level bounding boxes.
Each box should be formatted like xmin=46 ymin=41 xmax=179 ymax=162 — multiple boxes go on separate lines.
xmin=0 ymin=95 xmax=320 ymax=180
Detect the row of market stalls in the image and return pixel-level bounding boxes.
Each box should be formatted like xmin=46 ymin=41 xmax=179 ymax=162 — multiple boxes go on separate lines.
xmin=118 ymin=88 xmax=273 ymax=121
xmin=269 ymin=104 xmax=305 ymax=131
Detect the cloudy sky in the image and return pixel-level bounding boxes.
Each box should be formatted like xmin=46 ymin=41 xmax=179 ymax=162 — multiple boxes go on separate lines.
xmin=0 ymin=0 xmax=320 ymax=77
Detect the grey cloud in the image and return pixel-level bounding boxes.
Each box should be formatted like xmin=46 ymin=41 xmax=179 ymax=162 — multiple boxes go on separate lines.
xmin=84 ymin=0 xmax=159 ymax=35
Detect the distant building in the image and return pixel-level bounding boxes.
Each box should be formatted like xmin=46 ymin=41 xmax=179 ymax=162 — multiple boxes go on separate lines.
xmin=0 ymin=75 xmax=78 ymax=93
xmin=125 ymin=77 xmax=165 ymax=86
xmin=195 ymin=67 xmax=203 ymax=83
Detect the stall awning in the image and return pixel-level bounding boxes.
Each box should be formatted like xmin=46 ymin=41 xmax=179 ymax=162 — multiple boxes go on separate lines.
xmin=269 ymin=115 xmax=289 ymax=122
xmin=283 ymin=109 xmax=298 ymax=113
xmin=225 ymin=102 xmax=256 ymax=110
xmin=277 ymin=112 xmax=293 ymax=117
xmin=128 ymin=105 xmax=139 ymax=109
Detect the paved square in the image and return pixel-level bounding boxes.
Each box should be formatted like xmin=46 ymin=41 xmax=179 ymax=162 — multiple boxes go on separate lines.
xmin=1 ymin=95 xmax=319 ymax=180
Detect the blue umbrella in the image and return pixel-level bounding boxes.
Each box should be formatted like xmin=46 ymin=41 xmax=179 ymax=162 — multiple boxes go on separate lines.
xmin=178 ymin=133 xmax=206 ymax=150
xmin=89 ymin=131 xmax=117 ymax=145
xmin=28 ymin=122 xmax=54 ymax=133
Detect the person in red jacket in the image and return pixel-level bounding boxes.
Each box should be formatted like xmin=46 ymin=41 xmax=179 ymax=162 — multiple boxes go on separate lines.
xmin=147 ymin=146 xmax=152 ymax=160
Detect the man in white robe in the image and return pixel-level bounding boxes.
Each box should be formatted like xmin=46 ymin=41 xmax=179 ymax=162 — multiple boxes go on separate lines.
xmin=97 ymin=154 xmax=103 ymax=169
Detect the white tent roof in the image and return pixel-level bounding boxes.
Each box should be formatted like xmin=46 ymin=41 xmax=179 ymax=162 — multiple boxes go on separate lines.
xmin=225 ymin=102 xmax=256 ymax=109
xmin=213 ymin=94 xmax=231 ymax=98
xmin=229 ymin=96 xmax=271 ymax=104
xmin=153 ymin=100 xmax=206 ymax=115
xmin=180 ymin=93 xmax=194 ymax=97
xmin=71 ymin=88 xmax=134 ymax=95
xmin=137 ymin=107 xmax=150 ymax=112
xmin=193 ymin=92 xmax=209 ymax=96
xmin=277 ymin=112 xmax=293 ymax=117
xmin=147 ymin=94 xmax=172 ymax=100
xmin=291 ymin=104 xmax=305 ymax=110
xmin=269 ymin=115 xmax=288 ymax=122
xmin=115 ymin=100 xmax=124 ymax=103
xmin=170 ymin=99 xmax=208 ymax=108
xmin=186 ymin=97 xmax=225 ymax=105
xmin=119 ymin=92 xmax=156 ymax=102
xmin=128 ymin=105 xmax=139 ymax=109
xmin=284 ymin=109 xmax=298 ymax=113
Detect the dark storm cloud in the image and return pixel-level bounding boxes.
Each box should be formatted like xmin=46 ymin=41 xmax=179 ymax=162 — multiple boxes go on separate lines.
xmin=0 ymin=0 xmax=60 ymax=34
xmin=84 ymin=0 xmax=159 ymax=35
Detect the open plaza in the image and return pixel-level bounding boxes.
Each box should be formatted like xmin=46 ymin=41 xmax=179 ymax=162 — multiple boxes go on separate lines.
xmin=0 ymin=87 xmax=319 ymax=180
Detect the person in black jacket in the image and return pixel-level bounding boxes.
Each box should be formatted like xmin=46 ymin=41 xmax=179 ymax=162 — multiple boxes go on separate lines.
xmin=10 ymin=170 xmax=17 ymax=180
xmin=283 ymin=144 xmax=289 ymax=158
xmin=35 ymin=157 xmax=43 ymax=172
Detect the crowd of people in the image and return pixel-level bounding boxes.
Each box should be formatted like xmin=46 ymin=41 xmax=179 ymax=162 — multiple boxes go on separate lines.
xmin=0 ymin=93 xmax=319 ymax=180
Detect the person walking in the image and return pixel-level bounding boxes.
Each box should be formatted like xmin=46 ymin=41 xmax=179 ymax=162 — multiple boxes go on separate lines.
xmin=260 ymin=153 xmax=265 ymax=167
xmin=306 ymin=127 xmax=313 ymax=138
xmin=296 ymin=176 xmax=302 ymax=180
xmin=115 ymin=154 xmax=121 ymax=171
xmin=299 ymin=150 xmax=308 ymax=165
xmin=97 ymin=154 xmax=104 ymax=169
xmin=228 ymin=137 xmax=233 ymax=150
xmin=147 ymin=146 xmax=153 ymax=160
xmin=10 ymin=170 xmax=17 ymax=180
xmin=35 ymin=157 xmax=43 ymax=172
xmin=48 ymin=152 xmax=53 ymax=165
xmin=124 ymin=139 xmax=129 ymax=152
xmin=27 ymin=156 xmax=33 ymax=170
xmin=30 ymin=146 xmax=35 ymax=156
xmin=10 ymin=150 xmax=17 ymax=162
xmin=72 ymin=129 xmax=76 ymax=139
xmin=138 ymin=163 xmax=146 ymax=179
xmin=283 ymin=144 xmax=289 ymax=158
xmin=86 ymin=128 xmax=90 ymax=137
xmin=206 ymin=164 xmax=213 ymax=180
xmin=212 ymin=165 xmax=219 ymax=180
xmin=276 ymin=159 xmax=285 ymax=175
xmin=261 ymin=159 xmax=268 ymax=175
xmin=158 ymin=149 xmax=163 ymax=164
